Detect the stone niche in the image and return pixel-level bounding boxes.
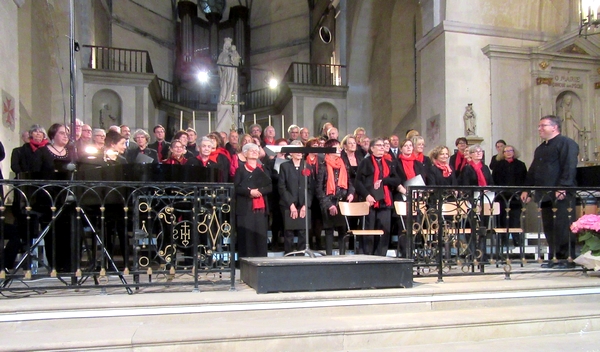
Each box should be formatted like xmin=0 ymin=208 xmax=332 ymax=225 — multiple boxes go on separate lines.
xmin=483 ymin=33 xmax=600 ymax=164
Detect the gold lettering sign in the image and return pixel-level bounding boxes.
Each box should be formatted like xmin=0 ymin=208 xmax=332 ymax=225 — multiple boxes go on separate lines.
xmin=536 ymin=77 xmax=553 ymax=85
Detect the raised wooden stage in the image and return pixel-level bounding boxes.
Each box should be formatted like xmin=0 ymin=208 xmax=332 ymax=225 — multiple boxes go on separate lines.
xmin=240 ymin=255 xmax=413 ymax=294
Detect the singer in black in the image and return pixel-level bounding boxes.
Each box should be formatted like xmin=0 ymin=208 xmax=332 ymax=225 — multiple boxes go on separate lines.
xmin=278 ymin=140 xmax=313 ymax=254
xmin=316 ymin=139 xmax=355 ymax=255
xmin=33 ymin=123 xmax=75 ymax=272
xmin=354 ymin=138 xmax=401 ymax=256
xmin=234 ymin=143 xmax=272 ymax=258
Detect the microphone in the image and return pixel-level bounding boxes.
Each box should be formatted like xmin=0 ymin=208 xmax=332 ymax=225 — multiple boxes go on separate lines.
xmin=66 ymin=163 xmax=76 ymax=172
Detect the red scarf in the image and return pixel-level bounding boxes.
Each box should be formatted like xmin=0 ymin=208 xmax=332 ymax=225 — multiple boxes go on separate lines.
xmin=163 ymin=156 xmax=187 ymax=165
xmin=245 ymin=163 xmax=266 ymax=211
xmin=371 ymin=155 xmax=392 ymax=208
xmin=324 ymin=154 xmax=348 ymax=196
xmin=263 ymin=137 xmax=275 ymax=146
xmin=29 ymin=139 xmax=48 ymax=152
xmin=199 ymin=152 xmax=219 ymax=166
xmin=469 ymin=161 xmax=487 ymax=186
xmin=506 ymin=158 xmax=514 ymax=164
xmin=414 ymin=152 xmax=424 ymax=163
xmin=306 ymin=155 xmax=318 ymax=175
xmin=216 ymin=147 xmax=231 ymax=163
xmin=433 ymin=160 xmax=452 ymax=178
xmin=399 ymin=153 xmax=417 ymax=180
xmin=454 ymin=151 xmax=466 ymax=171
xmin=383 ymin=153 xmax=392 ymax=162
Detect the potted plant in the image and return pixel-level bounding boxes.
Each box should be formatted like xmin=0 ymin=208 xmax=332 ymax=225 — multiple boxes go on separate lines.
xmin=571 ymin=214 xmax=600 ymax=271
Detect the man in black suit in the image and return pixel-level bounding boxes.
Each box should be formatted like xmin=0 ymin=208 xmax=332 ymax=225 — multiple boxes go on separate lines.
xmin=148 ymin=125 xmax=170 ymax=162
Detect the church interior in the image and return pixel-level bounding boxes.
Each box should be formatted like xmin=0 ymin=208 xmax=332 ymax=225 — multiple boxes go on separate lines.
xmin=1 ymin=1 xmax=600 ymax=166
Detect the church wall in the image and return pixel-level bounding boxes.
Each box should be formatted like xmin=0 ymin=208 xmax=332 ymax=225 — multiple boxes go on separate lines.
xmin=1 ymin=0 xmax=20 ymax=178
xmin=488 ymin=56 xmax=532 ymax=160
xmin=345 ymin=1 xmax=374 ymax=137
xmin=369 ymin=1 xmax=393 ymax=138
xmin=418 ymin=33 xmax=446 ymax=151
xmin=445 ymin=0 xmax=571 ymax=35
xmin=389 ymin=0 xmax=419 ymax=137
xmin=249 ymin=0 xmax=310 ymax=92
xmin=111 ymin=25 xmax=175 ymax=82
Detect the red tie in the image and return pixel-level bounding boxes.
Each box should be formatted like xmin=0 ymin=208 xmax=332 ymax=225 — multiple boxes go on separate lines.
xmin=157 ymin=142 xmax=163 ymax=160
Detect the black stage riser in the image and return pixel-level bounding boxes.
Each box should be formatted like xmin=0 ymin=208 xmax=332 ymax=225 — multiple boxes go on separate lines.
xmin=240 ymin=256 xmax=413 ymax=294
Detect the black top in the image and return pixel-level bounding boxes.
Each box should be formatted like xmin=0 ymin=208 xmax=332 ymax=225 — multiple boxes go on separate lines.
xmin=427 ymin=163 xmax=457 ymax=186
xmin=316 ymin=158 xmax=356 ymax=211
xmin=11 ymin=143 xmax=38 ymax=175
xmin=492 ymin=159 xmax=527 ymax=187
xmin=125 ymin=147 xmax=159 ymax=164
xmin=234 ymin=164 xmax=273 ymax=214
xmin=278 ymin=160 xmax=313 ymax=209
xmin=33 ymin=145 xmax=75 ymax=177
xmin=354 ymin=156 xmax=401 ymax=208
xmin=148 ymin=140 xmax=171 ymax=161
xmin=458 ymin=163 xmax=494 ymax=186
xmin=525 ymin=134 xmax=579 ymax=188
xmin=340 ymin=150 xmax=364 ymax=184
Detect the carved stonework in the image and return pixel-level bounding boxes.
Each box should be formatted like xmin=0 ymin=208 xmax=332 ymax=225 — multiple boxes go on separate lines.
xmin=539 ymin=61 xmax=549 ymax=70
xmin=559 ymin=44 xmax=588 ymax=55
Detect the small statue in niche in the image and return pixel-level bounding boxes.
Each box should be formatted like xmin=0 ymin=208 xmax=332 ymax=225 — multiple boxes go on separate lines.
xmin=463 ymin=103 xmax=476 ymax=136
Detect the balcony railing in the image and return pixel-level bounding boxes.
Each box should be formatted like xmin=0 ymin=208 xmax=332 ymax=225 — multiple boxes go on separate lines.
xmin=83 ymin=45 xmax=154 ymax=74
xmin=283 ymin=62 xmax=346 ymax=86
xmin=158 ymin=78 xmax=203 ymax=110
xmin=241 ymin=86 xmax=280 ymax=111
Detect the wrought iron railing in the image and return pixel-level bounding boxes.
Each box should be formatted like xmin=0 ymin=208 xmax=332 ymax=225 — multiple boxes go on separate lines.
xmin=283 ymin=62 xmax=346 ymax=86
xmin=158 ymin=78 xmax=205 ymax=110
xmin=402 ymin=185 xmax=599 ymax=281
xmin=82 ymin=45 xmax=154 ymax=73
xmin=241 ymin=86 xmax=280 ymax=111
xmin=0 ymin=179 xmax=235 ymax=294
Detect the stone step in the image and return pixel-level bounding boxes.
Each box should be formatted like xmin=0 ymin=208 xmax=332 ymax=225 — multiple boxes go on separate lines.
xmin=1 ymin=278 xmax=599 ymax=351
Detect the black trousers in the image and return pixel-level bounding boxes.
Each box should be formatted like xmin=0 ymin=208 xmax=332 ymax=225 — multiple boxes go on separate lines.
xmin=284 ymin=229 xmax=306 ymax=254
xmin=541 ymin=197 xmax=576 ymax=260
xmin=236 ymin=212 xmax=268 ymax=258
xmin=360 ymin=208 xmax=391 ymax=256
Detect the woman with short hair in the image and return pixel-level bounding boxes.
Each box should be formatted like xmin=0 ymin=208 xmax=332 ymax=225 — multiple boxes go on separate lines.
xmin=234 ymin=143 xmax=272 ymax=259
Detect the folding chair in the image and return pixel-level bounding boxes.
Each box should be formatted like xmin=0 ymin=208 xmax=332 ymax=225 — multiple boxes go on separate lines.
xmin=338 ymin=202 xmax=384 ymax=253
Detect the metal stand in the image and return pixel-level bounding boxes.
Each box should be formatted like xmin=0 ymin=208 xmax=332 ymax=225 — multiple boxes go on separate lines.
xmin=274 ymin=146 xmax=336 ymax=258
xmin=2 ymin=193 xmax=132 ymax=294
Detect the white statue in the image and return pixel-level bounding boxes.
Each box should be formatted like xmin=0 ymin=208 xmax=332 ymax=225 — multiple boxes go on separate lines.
xmin=217 ymin=38 xmax=241 ymax=104
xmin=463 ymin=103 xmax=476 ymax=136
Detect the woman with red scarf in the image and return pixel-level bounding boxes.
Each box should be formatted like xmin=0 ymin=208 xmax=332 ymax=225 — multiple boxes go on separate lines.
xmin=305 ymin=137 xmax=324 ymax=250
xmin=459 ymin=144 xmax=493 ymax=262
xmin=396 ymin=139 xmax=426 ymax=196
xmin=11 ymin=124 xmax=48 ymax=175
xmin=234 ymin=143 xmax=272 ymax=259
xmin=458 ymin=144 xmax=493 ymax=187
xmin=316 ymin=139 xmax=355 ymax=255
xmin=162 ymin=139 xmax=199 ymax=166
xmin=355 ymin=138 xmax=401 ymax=256
xmin=427 ymin=145 xmax=457 ymax=186
xmin=449 ymin=137 xmax=469 ymax=177
xmin=207 ymin=132 xmax=232 ymax=182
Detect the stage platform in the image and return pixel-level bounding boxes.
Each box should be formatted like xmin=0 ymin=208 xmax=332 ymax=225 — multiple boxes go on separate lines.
xmin=240 ymin=255 xmax=413 ymax=293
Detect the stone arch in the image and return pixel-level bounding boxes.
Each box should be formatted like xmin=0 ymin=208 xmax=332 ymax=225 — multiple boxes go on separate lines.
xmin=91 ymin=89 xmax=122 ymax=129
xmin=313 ymin=102 xmax=339 ymax=135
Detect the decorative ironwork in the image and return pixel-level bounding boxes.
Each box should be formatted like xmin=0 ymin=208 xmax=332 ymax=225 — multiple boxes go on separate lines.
xmin=0 ymin=180 xmax=235 ymax=294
